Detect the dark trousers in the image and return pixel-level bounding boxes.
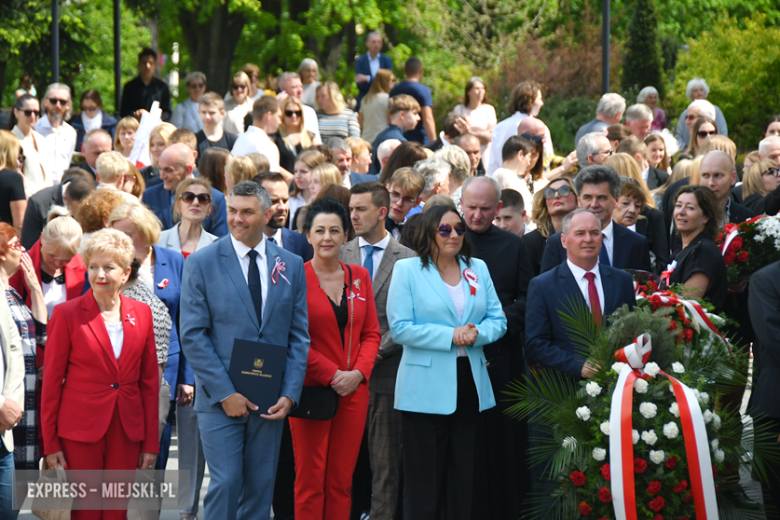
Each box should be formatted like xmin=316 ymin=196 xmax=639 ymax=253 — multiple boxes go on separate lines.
xmin=272 ymin=417 xmax=296 ymax=520
xmin=754 ymin=415 xmax=780 ymax=518
xmin=402 ymin=358 xmax=480 ymax=520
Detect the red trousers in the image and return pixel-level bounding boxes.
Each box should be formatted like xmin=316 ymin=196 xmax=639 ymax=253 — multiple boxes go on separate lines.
xmin=289 ymin=383 xmax=369 ymax=520
xmin=60 ymin=403 xmax=142 ymax=520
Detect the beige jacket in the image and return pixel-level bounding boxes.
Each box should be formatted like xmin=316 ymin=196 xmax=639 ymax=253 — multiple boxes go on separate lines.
xmin=0 ymin=281 xmax=24 ymax=452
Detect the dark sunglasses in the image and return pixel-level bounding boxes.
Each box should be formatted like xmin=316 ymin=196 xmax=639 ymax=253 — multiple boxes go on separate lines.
xmin=231 ymin=84 xmax=248 ymax=90
xmin=437 ymin=223 xmax=466 ymax=237
xmin=181 ymin=192 xmax=212 ymax=204
xmin=22 ymin=109 xmax=41 ymax=117
xmin=697 ymin=130 xmax=717 ymax=138
xmin=285 ymin=110 xmax=302 ymax=117
xmin=520 ymin=133 xmax=544 ymax=144
xmin=761 ymin=167 xmax=780 ymax=178
xmin=543 ymin=185 xmax=573 ymax=199
xmin=48 ymin=98 xmax=68 ymax=106
xmin=81 ymin=106 xmax=99 ymax=113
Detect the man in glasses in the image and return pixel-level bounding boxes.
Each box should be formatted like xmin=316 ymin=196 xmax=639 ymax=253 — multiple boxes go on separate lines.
xmin=120 ymin=47 xmax=173 ymax=122
xmin=540 ymin=165 xmax=651 ymax=274
xmin=276 ymin=72 xmax=322 ymax=144
xmin=35 ymin=83 xmax=77 ymax=183
xmin=460 ymin=176 xmax=533 ymax=520
xmin=576 ymin=132 xmax=614 ymax=167
xmin=384 ymin=167 xmax=425 ymax=240
xmin=574 ymin=93 xmax=626 ymax=147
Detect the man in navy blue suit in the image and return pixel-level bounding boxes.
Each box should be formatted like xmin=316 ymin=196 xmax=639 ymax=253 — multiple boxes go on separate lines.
xmin=328 ymin=138 xmax=378 ymax=187
xmin=255 ymin=172 xmax=313 ymax=261
xmin=540 ymin=165 xmax=651 ymax=274
xmin=526 ymin=208 xmax=636 ymax=380
xmin=143 ymin=143 xmax=229 ymax=236
xmin=355 ymin=31 xmax=393 ymax=111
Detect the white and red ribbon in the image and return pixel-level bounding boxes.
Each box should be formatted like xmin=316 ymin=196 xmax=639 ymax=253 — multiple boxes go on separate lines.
xmin=271 ymin=257 xmax=290 ymax=285
xmin=648 ymin=291 xmax=731 ymax=354
xmin=463 ymin=268 xmax=479 ymax=296
xmin=609 ymin=336 xmax=719 ymax=520
xmin=720 ymin=228 xmax=740 ymax=255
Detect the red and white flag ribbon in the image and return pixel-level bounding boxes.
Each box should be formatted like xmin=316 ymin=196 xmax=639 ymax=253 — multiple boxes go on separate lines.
xmin=271 ymin=257 xmax=290 ymax=285
xmin=649 ymin=291 xmax=731 ymax=354
xmin=463 ymin=268 xmax=479 ymax=296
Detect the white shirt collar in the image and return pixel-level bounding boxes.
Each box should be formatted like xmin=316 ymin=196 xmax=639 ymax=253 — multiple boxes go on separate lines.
xmin=602 ymin=219 xmax=614 ymax=241
xmin=271 ymin=227 xmax=283 ymax=245
xmin=230 ymin=233 xmax=267 ymax=260
xmin=567 ymin=259 xmax=600 ymax=282
xmin=358 ymin=231 xmax=390 ymax=249
xmin=641 ymin=167 xmax=649 ymax=181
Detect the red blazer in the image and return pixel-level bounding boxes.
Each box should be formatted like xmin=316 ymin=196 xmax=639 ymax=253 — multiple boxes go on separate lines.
xmin=304 ymin=262 xmax=381 ymax=387
xmin=41 ymin=290 xmax=159 ymax=455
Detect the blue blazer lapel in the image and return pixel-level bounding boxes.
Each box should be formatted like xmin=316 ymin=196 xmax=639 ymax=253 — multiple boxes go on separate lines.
xmin=261 ymin=242 xmax=288 ymax=333
xmin=558 ymin=262 xmax=587 ymax=310
xmin=219 ymin=239 xmax=260 ymax=330
xmin=611 ymin=222 xmax=627 ymax=269
xmin=420 ymin=263 xmax=458 ymax=321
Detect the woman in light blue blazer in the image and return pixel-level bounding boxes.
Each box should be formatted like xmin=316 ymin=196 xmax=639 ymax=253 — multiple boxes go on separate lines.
xmin=158 ymin=177 xmax=218 ymax=260
xmin=387 ymin=205 xmax=507 ymax=520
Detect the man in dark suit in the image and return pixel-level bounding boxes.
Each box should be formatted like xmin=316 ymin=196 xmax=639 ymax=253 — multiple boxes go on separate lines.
xmin=143 ymin=143 xmax=228 ymax=237
xmin=77 ymin=129 xmax=114 ymax=179
xmin=460 ymin=177 xmax=534 ymax=520
xmin=340 ymin=182 xmax=415 ymax=520
xmin=355 ymin=31 xmax=393 ymax=111
xmin=748 ymin=260 xmax=780 ymax=514
xmin=255 ymin=172 xmax=313 ymax=262
xmin=616 ymin=135 xmax=669 ymax=190
xmin=541 ymin=165 xmax=651 ymax=274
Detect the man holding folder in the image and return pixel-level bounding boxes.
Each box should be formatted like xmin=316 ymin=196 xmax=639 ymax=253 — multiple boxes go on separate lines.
xmin=181 ymin=181 xmax=310 ymax=520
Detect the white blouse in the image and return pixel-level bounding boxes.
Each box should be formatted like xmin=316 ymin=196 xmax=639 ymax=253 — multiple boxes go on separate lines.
xmin=444 ymin=279 xmax=468 ymax=357
xmin=42 ymin=280 xmax=66 ymax=318
xmin=104 ymin=320 xmax=124 ymax=360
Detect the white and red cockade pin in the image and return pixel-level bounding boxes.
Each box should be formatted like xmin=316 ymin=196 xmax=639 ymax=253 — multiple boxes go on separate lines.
xmin=463 ymin=268 xmax=480 ymax=296
xmin=157 ymin=278 xmax=170 ymax=289
xmin=271 ymin=257 xmax=290 ymax=285
xmin=125 ymin=314 xmax=136 ymax=326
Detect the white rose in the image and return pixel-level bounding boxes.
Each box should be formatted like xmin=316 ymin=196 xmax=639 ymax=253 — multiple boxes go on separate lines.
xmin=703 ymin=409 xmax=713 ymax=424
xmin=649 ymin=450 xmax=665 ymax=464
xmin=576 ymin=406 xmax=591 ymax=421
xmin=632 ymin=429 xmax=640 ymax=445
xmin=669 ymin=402 xmax=680 ymax=418
xmin=713 ymin=414 xmax=722 ymax=430
xmin=562 ymin=436 xmax=577 ymax=450
xmin=634 ymin=378 xmax=649 ymax=394
xmin=592 ymin=447 xmax=607 ymax=461
xmin=711 ymin=439 xmax=719 ymax=452
xmin=672 ymin=362 xmax=685 ymax=374
xmin=612 ymin=362 xmax=627 ymax=374
xmin=586 ymin=381 xmax=603 ymax=397
xmin=639 ymin=402 xmax=658 ymax=419
xmin=644 ymin=362 xmax=661 ymax=377
xmin=699 ymin=392 xmax=710 ymax=405
xmin=641 ymin=430 xmax=658 ymax=446
xmin=693 ymin=389 xmax=701 ymax=402
xmin=669 ymin=383 xmax=676 ymax=394
xmin=600 ymin=421 xmax=611 ymax=436
xmin=714 ymin=449 xmax=725 ymax=463
xmin=663 ymin=421 xmax=680 ymax=439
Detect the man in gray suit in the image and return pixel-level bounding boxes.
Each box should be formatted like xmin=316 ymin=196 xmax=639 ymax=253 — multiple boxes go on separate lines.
xmin=0 ymin=283 xmax=24 ymax=512
xmin=180 ymin=181 xmax=310 ymax=520
xmin=341 ymin=181 xmax=415 ymax=520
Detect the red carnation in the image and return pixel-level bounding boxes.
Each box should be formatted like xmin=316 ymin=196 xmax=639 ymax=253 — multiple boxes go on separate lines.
xmin=665 ymin=456 xmax=678 ymax=469
xmin=653 ymin=516 xmax=664 ymax=520
xmin=646 ymin=480 xmax=662 ymax=495
xmin=598 ymin=486 xmax=612 ymax=503
xmin=683 ymin=329 xmax=693 ymax=342
xmin=578 ymin=501 xmax=591 ymax=515
xmin=668 ymin=320 xmax=677 ymax=331
xmin=649 ymin=295 xmax=662 ymax=309
xmin=634 ymin=458 xmax=648 ymax=474
xmin=681 ymin=493 xmax=692 ymax=503
xmin=600 ymin=463 xmax=611 ymax=481
xmin=649 ymin=496 xmax=665 ymax=512
xmin=724 ymin=250 xmax=737 ymax=266
xmin=673 ymin=480 xmax=688 ymax=493
xmin=731 ymin=236 xmax=743 ymax=250
xmin=570 ymin=470 xmax=587 ymax=486
xmin=737 ymin=250 xmax=749 ymax=263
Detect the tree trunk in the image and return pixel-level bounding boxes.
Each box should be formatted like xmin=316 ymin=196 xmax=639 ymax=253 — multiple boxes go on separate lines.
xmin=178 ymin=2 xmax=247 ymax=96
xmin=0 ymin=58 xmax=7 ymax=105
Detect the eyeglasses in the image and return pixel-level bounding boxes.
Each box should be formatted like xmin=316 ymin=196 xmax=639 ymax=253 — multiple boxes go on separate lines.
xmin=7 ymin=241 xmax=24 ymax=252
xmin=697 ymin=130 xmax=717 ymax=138
xmin=22 ymin=109 xmax=41 ymax=117
xmin=389 ymin=191 xmax=416 ymax=207
xmin=543 ymin=185 xmax=573 ymax=199
xmin=231 ymin=84 xmax=248 ymax=90
xmin=685 ymin=114 xmax=699 ymax=121
xmin=181 ymin=192 xmax=212 ymax=204
xmin=761 ymin=167 xmax=780 ymax=178
xmin=81 ymin=106 xmax=99 ymax=113
xmin=520 ymin=133 xmax=544 ymax=144
xmin=620 ymin=177 xmax=639 ymax=185
xmin=48 ymin=98 xmax=68 ymax=106
xmin=285 ymin=110 xmax=302 ymax=117
xmin=188 ymin=83 xmax=206 ymax=89
xmin=594 ymin=148 xmax=616 ymax=157
xmin=437 ymin=223 xmax=466 ymax=237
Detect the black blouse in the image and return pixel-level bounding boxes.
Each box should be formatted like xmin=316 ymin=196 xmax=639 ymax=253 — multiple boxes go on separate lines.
xmin=668 ymin=232 xmax=727 ymax=312
xmin=521 ymin=222 xmax=554 ymax=277
xmin=273 ymin=132 xmax=314 ymax=173
xmin=328 ymin=284 xmax=348 ymax=347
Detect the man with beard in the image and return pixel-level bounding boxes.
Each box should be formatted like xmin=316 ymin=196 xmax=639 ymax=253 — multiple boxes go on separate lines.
xmin=255 ymin=172 xmax=313 ymax=261
xmin=35 ymin=83 xmax=78 ymax=182
xmin=459 ymin=176 xmax=534 ymax=520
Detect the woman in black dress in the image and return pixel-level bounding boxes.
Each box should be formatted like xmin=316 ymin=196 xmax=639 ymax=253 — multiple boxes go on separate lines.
xmin=667 ymin=185 xmax=727 ymax=312
xmin=522 ymin=178 xmax=577 ymax=276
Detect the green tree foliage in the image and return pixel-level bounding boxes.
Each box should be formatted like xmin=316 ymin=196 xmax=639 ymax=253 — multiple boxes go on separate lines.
xmin=621 ymin=0 xmax=665 ymax=97
xmin=668 ymin=13 xmax=780 ymax=150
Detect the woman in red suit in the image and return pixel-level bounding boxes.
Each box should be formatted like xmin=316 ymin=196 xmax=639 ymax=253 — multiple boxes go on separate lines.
xmin=41 ymin=228 xmax=159 ymax=519
xmin=290 ymin=197 xmax=381 ymax=520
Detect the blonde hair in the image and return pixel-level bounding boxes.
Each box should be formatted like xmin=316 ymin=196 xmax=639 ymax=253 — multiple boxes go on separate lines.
xmin=96 ymin=151 xmax=131 ymax=184
xmin=280 ymin=97 xmax=312 ymax=149
xmin=346 ymin=136 xmax=372 ymax=157
xmin=532 ymin=178 xmax=577 ymax=237
xmin=688 ymin=155 xmax=706 ymax=185
xmin=199 ymin=92 xmax=225 ymax=111
xmin=173 ymin=177 xmax=213 ymax=220
xmin=124 ymin=162 xmax=146 ymax=198
xmin=225 ymin=156 xmax=257 ymax=187
xmin=0 ymin=130 xmax=20 ymax=171
xmin=107 ymin=203 xmax=162 ymax=246
xmin=46 ymin=205 xmax=69 ymax=223
xmin=316 ymin=82 xmax=346 ymax=113
xmin=114 ymin=117 xmax=139 ymax=152
xmin=149 ymin=122 xmax=177 ymax=167
xmin=312 ymin=163 xmax=342 ymax=187
xmin=742 ymin=159 xmax=779 ymax=198
xmin=652 ymin=159 xmax=691 ymax=197
xmin=699 ymin=135 xmax=737 ymax=162
xmin=231 ymin=71 xmax=251 ymax=89
xmin=603 ymin=153 xmax=655 ymax=207
xmin=41 ymin=213 xmax=82 ymax=257
xmin=388 ymin=167 xmax=425 ymax=196
xmin=81 ymin=228 xmax=135 ymax=270
xmin=292 ymin=150 xmax=328 ymax=197
xmin=365 ymin=69 xmax=393 ymax=102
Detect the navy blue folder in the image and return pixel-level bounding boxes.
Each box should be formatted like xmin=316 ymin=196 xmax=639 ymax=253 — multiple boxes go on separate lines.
xmin=228 ymin=339 xmax=287 ymax=414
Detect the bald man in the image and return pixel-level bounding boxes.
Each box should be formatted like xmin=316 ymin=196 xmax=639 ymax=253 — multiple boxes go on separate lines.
xmin=699 ymin=151 xmax=754 ymax=226
xmin=455 ymin=133 xmax=483 ymax=176
xmin=143 ymin=142 xmax=228 ymax=236
xmin=77 ymin=129 xmax=114 ymax=178
xmin=516 ymin=117 xmax=577 ymax=181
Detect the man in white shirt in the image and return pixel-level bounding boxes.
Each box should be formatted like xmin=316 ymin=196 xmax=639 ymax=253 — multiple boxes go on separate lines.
xmin=275 ymin=72 xmax=322 ymax=144
xmin=231 ymin=97 xmax=283 ymax=173
xmin=35 ymin=83 xmax=78 ymax=182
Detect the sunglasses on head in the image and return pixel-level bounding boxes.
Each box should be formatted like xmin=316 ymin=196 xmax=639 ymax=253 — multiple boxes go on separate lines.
xmin=231 ymin=84 xmax=248 ymax=90
xmin=285 ymin=110 xmax=302 ymax=117
xmin=22 ymin=109 xmax=41 ymax=117
xmin=520 ymin=133 xmax=543 ymax=144
xmin=620 ymin=177 xmax=639 ymax=185
xmin=181 ymin=192 xmax=212 ymax=204
xmin=437 ymin=223 xmax=466 ymax=237
xmin=543 ymin=185 xmax=573 ymax=199
xmin=48 ymin=98 xmax=68 ymax=106
xmin=697 ymin=130 xmax=717 ymax=138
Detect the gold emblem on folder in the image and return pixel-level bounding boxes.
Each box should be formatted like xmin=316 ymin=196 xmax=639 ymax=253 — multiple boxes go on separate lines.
xmin=254 ymin=358 xmax=264 ymax=369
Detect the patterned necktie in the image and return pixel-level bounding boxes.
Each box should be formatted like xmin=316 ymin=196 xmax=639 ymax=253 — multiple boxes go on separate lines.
xmin=247 ymin=250 xmax=263 ymax=327
xmin=599 ymin=233 xmax=610 ymax=266
xmin=584 ymin=272 xmax=602 ymax=326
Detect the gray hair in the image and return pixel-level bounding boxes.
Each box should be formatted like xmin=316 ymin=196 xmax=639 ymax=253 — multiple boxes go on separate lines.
xmin=624 ymin=103 xmax=653 ymax=123
xmin=687 ymin=99 xmax=716 ymax=121
xmin=44 ymin=83 xmax=73 ymax=119
xmin=377 ymin=139 xmax=402 ymax=161
xmin=759 ymin=135 xmax=780 ymax=157
xmin=277 ymin=72 xmax=300 ymax=88
xmin=366 ymin=30 xmax=382 ymax=42
xmin=596 ymin=93 xmax=626 ymax=118
xmin=562 ymin=208 xmax=600 ymax=234
xmin=185 ymin=71 xmax=207 ymax=86
xmin=573 ymin=165 xmax=621 ymax=199
xmin=577 ymin=132 xmax=609 ymax=166
xmin=230 ymin=180 xmax=271 ymax=212
xmin=462 ymin=176 xmax=501 ymax=206
xmin=636 ymin=86 xmax=659 ymax=104
xmin=416 ymin=158 xmax=451 ymax=195
xmin=686 ymin=78 xmax=710 ymax=100
xmin=434 ymin=147 xmax=470 ymax=185
xmin=298 ymin=58 xmax=319 ymax=75
xmin=327 ymin=137 xmax=350 ymax=153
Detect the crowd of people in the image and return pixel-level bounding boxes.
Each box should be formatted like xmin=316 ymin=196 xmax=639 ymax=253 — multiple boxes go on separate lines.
xmin=1 ymin=34 xmax=780 ymax=520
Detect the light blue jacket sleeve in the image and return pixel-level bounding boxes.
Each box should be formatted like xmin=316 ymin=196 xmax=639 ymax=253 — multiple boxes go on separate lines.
xmin=471 ymin=260 xmax=507 ymax=347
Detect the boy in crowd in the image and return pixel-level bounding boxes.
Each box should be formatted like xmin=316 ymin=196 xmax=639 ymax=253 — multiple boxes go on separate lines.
xmin=385 ymin=166 xmax=425 ymax=240
xmin=494 ymin=189 xmax=529 ymax=236
xmin=196 ymin=92 xmax=238 ymax=155
xmin=371 ymin=94 xmax=421 ymax=173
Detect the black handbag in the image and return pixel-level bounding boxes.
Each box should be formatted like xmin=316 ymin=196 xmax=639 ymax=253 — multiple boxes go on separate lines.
xmin=289 ymin=386 xmax=340 ymax=420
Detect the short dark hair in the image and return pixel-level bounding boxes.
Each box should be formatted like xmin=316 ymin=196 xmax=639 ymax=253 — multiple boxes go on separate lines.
xmin=501 ymin=136 xmax=535 ymax=162
xmin=443 ymin=113 xmax=462 ymax=139
xmin=80 ymin=89 xmax=103 ymax=109
xmin=350 ymin=181 xmax=390 ymax=212
xmin=254 ymin=171 xmax=287 ymax=186
xmin=62 ymin=167 xmax=94 ymax=183
xmin=253 ymin=97 xmax=279 ymax=121
xmin=673 ymin=185 xmax=723 ymax=241
xmin=65 ymin=178 xmax=96 ymax=203
xmin=508 ymin=81 xmax=542 ymax=115
xmin=404 ymin=57 xmax=422 ymax=77
xmin=500 ymin=189 xmax=524 ymax=213
xmin=574 ymin=165 xmax=621 ymax=199
xmin=412 ymin=205 xmax=471 ymax=269
xmin=303 ymin=196 xmax=349 ymax=234
xmin=138 ymin=47 xmax=157 ymax=62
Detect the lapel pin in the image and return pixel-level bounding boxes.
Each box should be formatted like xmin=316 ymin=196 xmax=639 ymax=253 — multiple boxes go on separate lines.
xmin=463 ymin=268 xmax=480 ymax=296
xmin=272 ymin=257 xmax=290 ymax=285
xmin=158 ymin=278 xmax=170 ymax=289
xmin=125 ymin=314 xmax=136 ymax=326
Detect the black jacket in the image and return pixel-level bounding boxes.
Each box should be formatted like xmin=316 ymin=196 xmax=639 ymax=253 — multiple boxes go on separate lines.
xmin=645 ymin=166 xmax=670 ymax=190
xmin=749 ymin=261 xmax=780 ymax=418
xmin=120 ymin=76 xmax=172 ymax=121
xmin=21 ymin=184 xmax=64 ymax=249
xmin=636 ymin=206 xmax=669 ymax=274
